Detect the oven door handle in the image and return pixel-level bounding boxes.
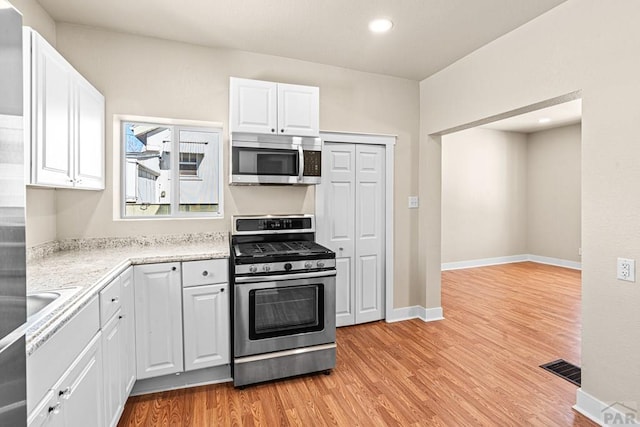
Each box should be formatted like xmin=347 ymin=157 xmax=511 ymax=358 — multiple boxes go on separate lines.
xmin=235 ymin=270 xmax=336 ymax=283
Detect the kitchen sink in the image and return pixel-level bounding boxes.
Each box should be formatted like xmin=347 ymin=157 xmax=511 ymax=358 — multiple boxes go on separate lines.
xmin=26 ymin=288 xmax=80 ymax=327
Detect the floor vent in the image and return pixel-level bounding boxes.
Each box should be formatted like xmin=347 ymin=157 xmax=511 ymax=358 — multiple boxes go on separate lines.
xmin=540 ymin=359 xmax=581 ymax=386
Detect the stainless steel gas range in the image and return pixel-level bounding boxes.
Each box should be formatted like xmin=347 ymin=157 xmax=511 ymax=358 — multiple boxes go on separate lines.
xmin=230 ymin=215 xmax=336 ymax=387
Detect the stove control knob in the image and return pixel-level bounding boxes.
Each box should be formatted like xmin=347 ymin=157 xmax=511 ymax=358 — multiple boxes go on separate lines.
xmin=249 ymin=265 xmax=258 ymax=273
xmin=284 ymin=263 xmax=293 ymax=271
xmin=263 ymin=265 xmax=271 ymax=272
xmin=317 ymin=261 xmax=325 ymax=268
xmin=304 ymin=261 xmax=313 ymax=269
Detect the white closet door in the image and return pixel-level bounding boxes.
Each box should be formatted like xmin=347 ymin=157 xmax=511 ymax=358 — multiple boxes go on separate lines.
xmin=318 ymin=142 xmax=385 ymax=326
xmin=354 ymin=144 xmax=385 ymax=323
xmin=321 ymin=143 xmax=356 ymax=327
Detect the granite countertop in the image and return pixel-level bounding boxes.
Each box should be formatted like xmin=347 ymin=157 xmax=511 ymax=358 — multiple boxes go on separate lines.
xmin=26 ymin=232 xmax=230 ymax=355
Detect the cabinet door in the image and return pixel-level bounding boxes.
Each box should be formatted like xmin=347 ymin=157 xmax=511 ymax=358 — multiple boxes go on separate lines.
xmin=120 ymin=268 xmax=136 ymax=395
xmin=102 ymin=312 xmax=123 ymax=427
xmin=31 ymin=31 xmax=74 ymax=187
xmin=229 ymin=77 xmax=277 ymax=134
xmin=59 ymin=334 xmax=103 ymax=427
xmin=73 ymin=76 xmax=105 ymax=190
xmin=183 ymin=284 xmax=229 ymax=371
xmin=277 ymin=83 xmax=319 ymax=137
xmin=134 ymin=263 xmax=183 ymax=379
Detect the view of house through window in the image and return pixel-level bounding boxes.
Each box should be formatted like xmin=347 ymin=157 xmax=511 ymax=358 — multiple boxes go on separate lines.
xmin=123 ymin=121 xmax=222 ymax=217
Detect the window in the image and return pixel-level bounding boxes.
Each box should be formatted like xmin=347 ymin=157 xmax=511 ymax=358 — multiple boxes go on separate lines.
xmin=121 ymin=119 xmax=223 ymax=218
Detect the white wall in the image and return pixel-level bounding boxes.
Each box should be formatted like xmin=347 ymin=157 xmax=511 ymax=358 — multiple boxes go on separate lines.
xmin=527 ymin=124 xmax=581 ymax=262
xmin=49 ymin=24 xmax=420 ymax=309
xmin=420 ymin=0 xmax=640 ymax=411
xmin=442 ymin=128 xmax=527 ymax=263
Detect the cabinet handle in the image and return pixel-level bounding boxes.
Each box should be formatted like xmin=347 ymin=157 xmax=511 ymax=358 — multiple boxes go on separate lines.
xmin=48 ymin=403 xmax=61 ymax=414
xmin=58 ymin=387 xmax=70 ymax=397
xmin=202 ymin=270 xmax=209 ymax=276
xmin=271 ymin=128 xmax=275 ymax=133
xmin=339 ymin=247 xmax=344 ymax=251
xmin=119 ymin=315 xmax=124 ymax=319
xmin=220 ymin=288 xmax=225 ymax=292
xmin=172 ymin=266 xmax=177 ymax=271
xmin=281 ymin=129 xmax=284 ymax=133
xmin=111 ymin=297 xmax=119 ymax=303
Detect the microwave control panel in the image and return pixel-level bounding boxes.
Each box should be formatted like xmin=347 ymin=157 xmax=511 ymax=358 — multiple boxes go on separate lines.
xmin=303 ymin=151 xmax=322 ymax=177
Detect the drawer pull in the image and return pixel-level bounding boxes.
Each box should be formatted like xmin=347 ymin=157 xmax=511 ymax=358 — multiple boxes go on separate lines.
xmin=202 ymin=270 xmax=209 ymax=276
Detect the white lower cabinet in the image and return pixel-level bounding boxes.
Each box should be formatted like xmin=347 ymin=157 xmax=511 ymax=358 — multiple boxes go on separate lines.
xmin=134 ymin=262 xmax=183 ymax=379
xmin=183 ymin=283 xmax=229 ymax=371
xmin=100 ymin=267 xmax=135 ymax=427
xmin=28 ymin=333 xmax=103 ymax=427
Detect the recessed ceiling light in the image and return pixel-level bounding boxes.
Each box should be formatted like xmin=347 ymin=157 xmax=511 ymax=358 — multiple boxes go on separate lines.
xmin=538 ymin=117 xmax=551 ymax=124
xmin=369 ymin=18 xmax=393 ymax=33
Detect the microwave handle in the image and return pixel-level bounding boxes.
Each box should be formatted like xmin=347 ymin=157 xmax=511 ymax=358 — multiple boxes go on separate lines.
xmin=298 ymin=145 xmax=304 ymax=182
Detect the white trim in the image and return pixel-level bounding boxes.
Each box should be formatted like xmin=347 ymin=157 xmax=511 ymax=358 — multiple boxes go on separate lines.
xmin=320 ymin=131 xmax=396 ymax=146
xmin=441 ymin=255 xmax=528 ymax=271
xmin=386 ymin=306 xmax=444 ymax=323
xmin=317 ymin=131 xmax=395 ymax=324
xmin=574 ymin=388 xmax=638 ymax=426
xmin=528 ymin=254 xmax=582 ymax=270
xmin=441 ymin=254 xmax=582 ymax=271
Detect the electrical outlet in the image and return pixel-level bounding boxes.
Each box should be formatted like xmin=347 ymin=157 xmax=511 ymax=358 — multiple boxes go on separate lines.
xmin=617 ymin=258 xmax=635 ymax=282
xmin=408 ymin=196 xmax=419 ymax=209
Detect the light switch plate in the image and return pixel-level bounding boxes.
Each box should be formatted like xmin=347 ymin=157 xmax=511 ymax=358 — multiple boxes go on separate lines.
xmin=408 ymin=196 xmax=419 ymax=209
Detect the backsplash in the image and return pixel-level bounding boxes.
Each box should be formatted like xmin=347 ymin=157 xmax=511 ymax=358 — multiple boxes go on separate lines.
xmin=27 ymin=232 xmax=227 ymax=262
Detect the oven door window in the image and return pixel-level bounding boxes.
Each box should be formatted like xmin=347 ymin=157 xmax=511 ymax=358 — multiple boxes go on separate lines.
xmin=232 ymin=147 xmax=299 ymax=176
xmin=249 ymin=284 xmax=324 ymax=339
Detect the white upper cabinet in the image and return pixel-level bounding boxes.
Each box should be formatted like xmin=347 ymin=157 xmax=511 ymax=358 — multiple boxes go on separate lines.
xmin=229 ymin=77 xmax=277 ymax=134
xmin=230 ymin=77 xmax=319 ymax=137
xmin=277 ymin=83 xmax=319 ymax=137
xmin=24 ymin=28 xmax=105 ymax=190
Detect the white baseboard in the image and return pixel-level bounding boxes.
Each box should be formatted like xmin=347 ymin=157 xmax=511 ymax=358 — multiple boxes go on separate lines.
xmin=528 ymin=254 xmax=581 ymax=270
xmin=441 ymin=255 xmax=528 ymax=271
xmin=574 ymin=388 xmax=639 ymax=426
xmin=387 ymin=306 xmax=444 ymax=323
xmin=441 ymin=254 xmax=581 ymax=271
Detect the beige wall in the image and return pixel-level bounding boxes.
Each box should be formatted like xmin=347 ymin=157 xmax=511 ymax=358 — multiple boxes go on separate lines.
xmin=9 ymin=0 xmax=56 ymax=46
xmin=421 ymin=0 xmax=640 ymax=409
xmin=441 ymin=124 xmax=581 ymax=264
xmin=49 ymin=24 xmax=420 ymax=309
xmin=441 ymin=128 xmax=527 ymax=263
xmin=527 ymin=124 xmax=581 ymax=262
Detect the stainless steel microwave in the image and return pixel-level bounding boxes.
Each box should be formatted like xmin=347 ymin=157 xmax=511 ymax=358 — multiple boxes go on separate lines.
xmin=230 ymin=133 xmax=322 ymax=185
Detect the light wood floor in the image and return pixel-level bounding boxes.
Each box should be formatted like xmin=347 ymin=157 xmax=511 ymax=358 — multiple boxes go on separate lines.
xmin=118 ymin=262 xmax=596 ymax=426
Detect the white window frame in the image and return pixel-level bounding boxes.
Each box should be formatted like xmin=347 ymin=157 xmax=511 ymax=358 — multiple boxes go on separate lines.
xmin=113 ymin=114 xmax=224 ymax=220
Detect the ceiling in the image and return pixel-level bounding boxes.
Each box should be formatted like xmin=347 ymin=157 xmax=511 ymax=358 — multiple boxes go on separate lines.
xmin=481 ymin=99 xmax=582 ymax=133
xmin=36 ymin=0 xmax=568 ymax=81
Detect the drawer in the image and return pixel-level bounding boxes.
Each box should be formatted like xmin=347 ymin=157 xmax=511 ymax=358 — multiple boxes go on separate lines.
xmin=182 ymin=259 xmax=228 ymax=287
xmin=99 ymin=277 xmax=122 ymax=326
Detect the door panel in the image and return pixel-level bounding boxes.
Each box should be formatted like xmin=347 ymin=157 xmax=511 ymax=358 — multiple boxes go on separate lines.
xmin=355 ymin=145 xmax=385 ymax=323
xmin=230 ymin=78 xmax=277 ymax=134
xmin=334 ymin=257 xmax=354 ymax=327
xmin=318 ymin=141 xmax=385 ymax=327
